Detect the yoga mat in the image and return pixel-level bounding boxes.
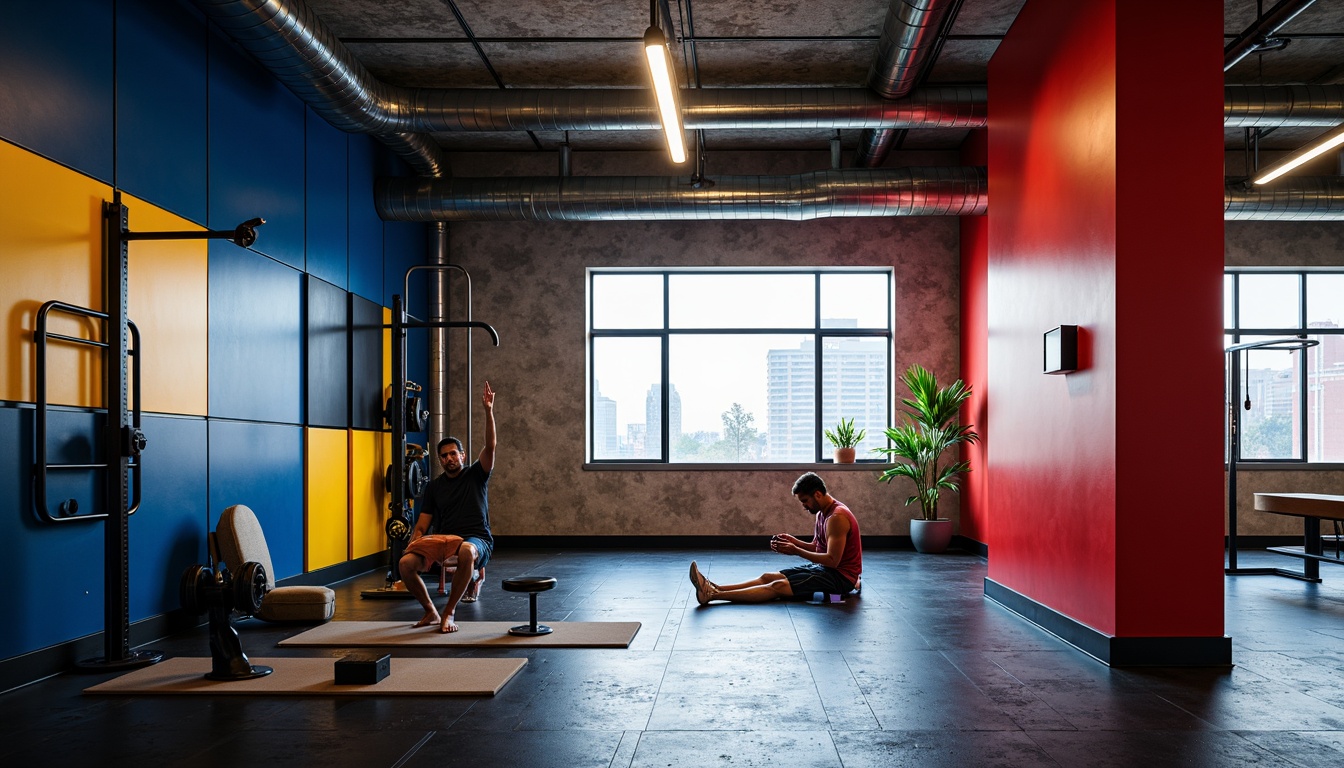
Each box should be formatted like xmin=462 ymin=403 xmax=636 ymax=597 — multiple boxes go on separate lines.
xmin=278 ymin=620 xmax=641 ymax=649
xmin=84 ymin=656 xmax=526 ymax=696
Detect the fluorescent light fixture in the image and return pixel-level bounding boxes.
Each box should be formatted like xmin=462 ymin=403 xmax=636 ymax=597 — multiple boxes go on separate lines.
xmin=643 ymin=24 xmax=687 ymax=164
xmin=1253 ymin=123 xmax=1344 ymax=185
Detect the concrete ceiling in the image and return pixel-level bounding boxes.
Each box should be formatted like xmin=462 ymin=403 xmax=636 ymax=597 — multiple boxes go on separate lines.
xmin=304 ymin=0 xmax=1344 ymax=155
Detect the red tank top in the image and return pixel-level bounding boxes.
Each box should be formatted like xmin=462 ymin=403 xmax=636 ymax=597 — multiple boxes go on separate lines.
xmin=814 ymin=500 xmax=862 ymax=584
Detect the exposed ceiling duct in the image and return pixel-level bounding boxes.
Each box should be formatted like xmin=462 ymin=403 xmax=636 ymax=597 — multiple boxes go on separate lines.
xmin=855 ymin=0 xmax=960 ymax=168
xmin=375 ymin=168 xmax=988 ymax=222
xmin=1225 ymin=177 xmax=1344 ymax=220
xmin=1225 ymin=84 xmax=1344 ymax=127
xmin=193 ymin=0 xmax=1344 ymax=222
xmin=1223 ymin=0 xmax=1318 ymax=71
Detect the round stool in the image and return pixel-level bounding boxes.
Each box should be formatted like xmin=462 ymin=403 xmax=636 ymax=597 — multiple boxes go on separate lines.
xmin=501 ymin=576 xmax=557 ymax=636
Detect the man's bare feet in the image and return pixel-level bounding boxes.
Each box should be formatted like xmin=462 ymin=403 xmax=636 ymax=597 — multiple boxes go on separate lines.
xmin=412 ymin=610 xmax=441 ymax=628
xmin=439 ymin=614 xmax=460 ymax=633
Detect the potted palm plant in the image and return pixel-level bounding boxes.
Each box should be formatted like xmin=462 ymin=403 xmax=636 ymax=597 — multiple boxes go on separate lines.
xmin=824 ymin=417 xmax=865 ymax=463
xmin=872 ymin=364 xmax=979 ymax=553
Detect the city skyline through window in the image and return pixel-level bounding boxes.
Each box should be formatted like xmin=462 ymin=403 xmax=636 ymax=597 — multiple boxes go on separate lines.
xmin=589 ymin=269 xmax=893 ymax=463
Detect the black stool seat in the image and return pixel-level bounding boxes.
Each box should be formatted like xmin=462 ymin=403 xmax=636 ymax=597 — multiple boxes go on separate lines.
xmin=501 ymin=576 xmax=557 ymax=593
xmin=501 ymin=576 xmax=557 ymax=636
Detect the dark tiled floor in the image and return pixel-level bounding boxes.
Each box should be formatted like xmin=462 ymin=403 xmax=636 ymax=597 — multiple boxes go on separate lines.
xmin=3 ymin=548 xmax=1344 ymax=767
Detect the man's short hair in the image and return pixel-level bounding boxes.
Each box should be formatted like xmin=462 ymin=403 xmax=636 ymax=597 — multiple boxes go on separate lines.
xmin=438 ymin=436 xmax=463 ymax=453
xmin=792 ymin=472 xmax=827 ymax=496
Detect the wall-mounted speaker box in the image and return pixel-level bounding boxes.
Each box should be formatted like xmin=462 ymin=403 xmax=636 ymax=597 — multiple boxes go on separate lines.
xmin=1044 ymin=325 xmax=1079 ymax=375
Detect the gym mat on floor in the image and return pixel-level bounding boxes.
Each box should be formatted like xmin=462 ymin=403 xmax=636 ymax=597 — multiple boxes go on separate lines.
xmin=278 ymin=621 xmax=641 ymax=648
xmin=83 ymin=656 xmax=526 ymax=696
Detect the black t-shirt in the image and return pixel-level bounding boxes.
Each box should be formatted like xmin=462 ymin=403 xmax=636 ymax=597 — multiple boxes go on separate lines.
xmin=419 ymin=461 xmax=493 ymax=543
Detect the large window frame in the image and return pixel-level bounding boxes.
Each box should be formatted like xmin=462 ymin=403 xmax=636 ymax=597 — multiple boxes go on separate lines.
xmin=587 ymin=268 xmax=894 ymax=466
xmin=1225 ymin=268 xmax=1344 ymax=465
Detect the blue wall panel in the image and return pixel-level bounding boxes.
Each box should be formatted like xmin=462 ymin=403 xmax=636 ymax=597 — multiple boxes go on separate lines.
xmin=0 ymin=0 xmax=113 ymax=181
xmin=0 ymin=407 xmax=105 ymax=659
xmin=208 ymin=31 xmax=305 ymax=269
xmin=129 ymin=415 xmax=208 ymax=622
xmin=348 ymin=135 xmax=383 ymax=303
xmin=208 ymin=244 xmax=302 ymax=424
xmin=208 ymin=420 xmax=304 ymax=581
xmin=116 ymin=0 xmax=208 ymax=224
xmin=382 ymin=220 xmax=428 ymax=311
xmin=306 ymin=109 xmax=349 ymax=289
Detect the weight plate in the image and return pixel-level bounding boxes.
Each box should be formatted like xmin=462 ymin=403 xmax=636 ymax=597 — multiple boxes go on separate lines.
xmin=386 ymin=516 xmax=411 ymax=541
xmin=406 ymin=459 xmax=427 ymax=498
xmin=179 ymin=564 xmax=210 ymax=614
xmin=405 ymin=395 xmax=427 ymax=433
xmin=234 ymin=561 xmax=268 ymax=615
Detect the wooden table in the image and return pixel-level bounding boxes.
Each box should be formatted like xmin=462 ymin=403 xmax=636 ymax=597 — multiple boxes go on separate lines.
xmin=1253 ymin=493 xmax=1344 ymax=582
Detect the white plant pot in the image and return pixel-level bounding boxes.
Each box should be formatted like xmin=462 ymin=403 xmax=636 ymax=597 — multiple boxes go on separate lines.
xmin=910 ymin=518 xmax=953 ymax=554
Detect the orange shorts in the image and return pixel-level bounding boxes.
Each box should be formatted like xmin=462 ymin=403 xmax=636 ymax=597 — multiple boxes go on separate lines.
xmin=403 ymin=534 xmax=464 ymax=568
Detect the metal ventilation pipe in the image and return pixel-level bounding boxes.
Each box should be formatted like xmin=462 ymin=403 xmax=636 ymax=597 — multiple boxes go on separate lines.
xmin=1225 ymin=177 xmax=1344 ymax=220
xmin=1225 ymin=84 xmax=1344 ymax=128
xmin=855 ymin=0 xmax=958 ymax=168
xmin=375 ymin=168 xmax=988 ymax=222
xmin=1224 ymin=0 xmax=1318 ymax=71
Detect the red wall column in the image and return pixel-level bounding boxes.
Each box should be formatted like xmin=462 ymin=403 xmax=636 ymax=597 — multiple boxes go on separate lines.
xmin=959 ymin=129 xmax=989 ymax=546
xmin=986 ymin=0 xmax=1224 ymax=642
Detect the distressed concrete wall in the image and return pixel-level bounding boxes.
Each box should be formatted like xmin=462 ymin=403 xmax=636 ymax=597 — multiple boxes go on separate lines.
xmin=438 ymin=150 xmax=963 ymax=537
xmin=1225 ymin=219 xmax=1344 ymax=536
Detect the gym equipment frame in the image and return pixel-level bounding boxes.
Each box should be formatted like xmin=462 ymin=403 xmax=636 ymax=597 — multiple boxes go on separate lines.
xmin=30 ymin=192 xmax=262 ymax=671
xmin=362 ymin=264 xmax=498 ymax=599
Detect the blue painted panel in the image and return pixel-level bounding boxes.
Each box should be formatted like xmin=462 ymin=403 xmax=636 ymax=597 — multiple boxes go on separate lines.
xmin=129 ymin=415 xmax=208 ymax=621
xmin=0 ymin=407 xmax=106 ymax=660
xmin=115 ymin=0 xmax=208 ymax=224
xmin=348 ymin=134 xmax=383 ymax=302
xmin=208 ymin=420 xmax=304 ymax=581
xmin=382 ymin=220 xmax=428 ymax=310
xmin=306 ymin=109 xmax=349 ymax=289
xmin=208 ymin=244 xmax=302 ymax=424
xmin=207 ymin=30 xmax=305 ymax=269
xmin=0 ymin=0 xmax=113 ymax=181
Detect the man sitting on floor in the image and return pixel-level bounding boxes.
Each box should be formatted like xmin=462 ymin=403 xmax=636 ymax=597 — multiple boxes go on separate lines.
xmin=689 ymin=472 xmax=862 ymax=605
xmin=399 ymin=534 xmax=465 ymax=630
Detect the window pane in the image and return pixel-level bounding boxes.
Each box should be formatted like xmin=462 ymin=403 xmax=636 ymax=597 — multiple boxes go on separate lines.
xmin=592 ymin=274 xmax=663 ymax=329
xmin=1238 ymin=274 xmax=1300 ymax=330
xmin=669 ymin=334 xmax=812 ymax=462
xmin=1307 ymin=334 xmax=1344 ymax=461
xmin=668 ymin=273 xmax=814 ymax=329
xmin=1307 ymin=274 xmax=1344 ymax=328
xmin=821 ymin=273 xmax=889 ymax=329
xmin=1239 ymin=336 xmax=1300 ymax=460
xmin=820 ymin=337 xmax=888 ymax=459
xmin=1224 ymin=274 xmax=1234 ymax=330
xmin=592 ymin=337 xmax=661 ymax=459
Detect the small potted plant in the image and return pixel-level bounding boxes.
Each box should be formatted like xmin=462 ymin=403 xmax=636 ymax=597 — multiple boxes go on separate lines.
xmin=824 ymin=417 xmax=865 ymax=463
xmin=872 ymin=364 xmax=979 ymax=553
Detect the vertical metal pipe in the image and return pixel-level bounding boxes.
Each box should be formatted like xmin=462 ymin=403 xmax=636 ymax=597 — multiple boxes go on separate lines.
xmin=429 ymin=224 xmax=450 ymax=478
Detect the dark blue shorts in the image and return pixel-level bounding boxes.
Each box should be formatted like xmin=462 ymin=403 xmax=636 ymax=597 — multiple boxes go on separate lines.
xmin=462 ymin=536 xmax=493 ymax=569
xmin=781 ymin=563 xmax=854 ymax=598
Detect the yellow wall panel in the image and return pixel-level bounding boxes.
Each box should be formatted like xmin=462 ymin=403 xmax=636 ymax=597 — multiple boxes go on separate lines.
xmin=305 ymin=427 xmax=349 ymax=571
xmin=123 ymin=194 xmax=208 ymax=416
xmin=349 ymin=428 xmax=391 ymax=560
xmin=0 ymin=140 xmax=111 ymax=406
xmin=382 ymin=306 xmax=392 ymax=393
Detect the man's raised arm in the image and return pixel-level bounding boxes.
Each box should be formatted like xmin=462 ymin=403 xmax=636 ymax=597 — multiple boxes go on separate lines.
xmin=479 ymin=381 xmax=496 ymax=474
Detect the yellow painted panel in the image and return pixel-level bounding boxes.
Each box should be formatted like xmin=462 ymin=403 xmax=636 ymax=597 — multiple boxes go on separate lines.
xmin=306 ymin=427 xmax=350 ymax=571
xmin=382 ymin=306 xmax=392 ymax=393
xmin=349 ymin=428 xmax=391 ymax=560
xmin=123 ymin=194 xmax=208 ymax=415
xmin=0 ymin=140 xmax=111 ymax=406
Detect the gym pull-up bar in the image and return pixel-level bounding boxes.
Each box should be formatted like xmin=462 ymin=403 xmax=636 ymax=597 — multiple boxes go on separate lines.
xmin=36 ymin=195 xmax=263 ymax=673
xmin=1224 ymin=336 xmax=1321 ymax=580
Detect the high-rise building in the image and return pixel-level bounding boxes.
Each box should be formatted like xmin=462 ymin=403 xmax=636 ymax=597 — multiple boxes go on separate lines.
xmin=645 ymin=383 xmax=682 ymax=457
xmin=593 ymin=387 xmax=619 ymax=458
xmin=766 ymin=335 xmax=887 ymax=461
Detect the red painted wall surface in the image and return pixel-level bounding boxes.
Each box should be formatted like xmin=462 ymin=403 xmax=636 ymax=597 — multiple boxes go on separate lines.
xmin=986 ymin=0 xmax=1224 ymax=638
xmin=960 ymin=129 xmax=989 ymax=546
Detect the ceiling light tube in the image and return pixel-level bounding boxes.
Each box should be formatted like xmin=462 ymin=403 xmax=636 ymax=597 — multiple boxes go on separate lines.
xmin=644 ymin=25 xmax=687 ymax=164
xmin=1253 ymin=123 xmax=1344 ymax=185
